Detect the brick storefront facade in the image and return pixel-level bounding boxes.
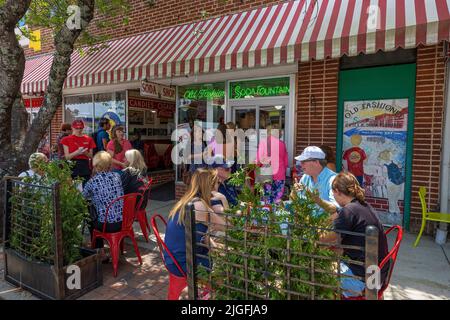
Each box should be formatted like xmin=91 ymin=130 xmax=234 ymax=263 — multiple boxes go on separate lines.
xmin=293 ymin=43 xmax=448 ymax=234
xmin=410 ymin=43 xmax=447 ymax=233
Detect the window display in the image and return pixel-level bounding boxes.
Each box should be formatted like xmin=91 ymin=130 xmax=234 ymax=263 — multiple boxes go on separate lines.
xmin=64 ymin=91 xmax=126 ymax=136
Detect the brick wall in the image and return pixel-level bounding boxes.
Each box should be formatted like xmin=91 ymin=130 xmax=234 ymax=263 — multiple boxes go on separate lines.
xmin=23 ymin=28 xmax=54 ymax=57
xmin=296 ymin=59 xmax=340 ymax=158
xmin=409 ymin=44 xmax=447 ymax=234
xmin=148 ymin=170 xmax=175 ymax=186
xmin=366 ymin=198 xmax=404 ymax=214
xmin=25 ymin=0 xmax=285 ymax=58
xmin=50 ymin=105 xmax=63 ymax=147
xmin=175 ymin=182 xmax=187 ymax=200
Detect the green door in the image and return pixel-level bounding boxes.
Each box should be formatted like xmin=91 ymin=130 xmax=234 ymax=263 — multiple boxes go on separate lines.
xmin=337 ymin=63 xmax=417 ymax=230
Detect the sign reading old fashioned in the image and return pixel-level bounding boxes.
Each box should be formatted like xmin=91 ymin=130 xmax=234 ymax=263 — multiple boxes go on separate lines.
xmin=140 ymin=80 xmax=176 ymax=101
xmin=129 ymin=97 xmax=175 ymax=118
xmin=342 ymin=99 xmax=409 ymax=226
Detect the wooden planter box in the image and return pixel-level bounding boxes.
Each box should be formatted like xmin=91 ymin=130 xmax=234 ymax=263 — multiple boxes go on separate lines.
xmin=3 ymin=247 xmax=103 ymax=300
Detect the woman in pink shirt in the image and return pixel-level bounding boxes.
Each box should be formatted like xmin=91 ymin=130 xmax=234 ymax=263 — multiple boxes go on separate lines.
xmin=256 ymin=126 xmax=289 ymax=204
xmin=107 ymin=126 xmax=132 ymax=172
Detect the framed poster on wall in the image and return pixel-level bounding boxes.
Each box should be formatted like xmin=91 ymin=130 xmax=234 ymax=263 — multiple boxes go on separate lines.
xmin=129 ymin=109 xmax=144 ymax=125
xmin=342 ymin=99 xmax=408 ymax=226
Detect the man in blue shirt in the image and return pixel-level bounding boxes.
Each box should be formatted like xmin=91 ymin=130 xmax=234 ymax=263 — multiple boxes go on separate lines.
xmin=96 ymin=118 xmax=111 ymax=152
xmin=210 ymin=155 xmax=239 ymax=207
xmin=292 ymin=146 xmax=339 ymax=217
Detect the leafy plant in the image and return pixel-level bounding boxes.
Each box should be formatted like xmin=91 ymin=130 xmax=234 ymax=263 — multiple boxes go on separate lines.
xmin=9 ymin=160 xmax=89 ymax=265
xmin=200 ymin=165 xmax=339 ymax=300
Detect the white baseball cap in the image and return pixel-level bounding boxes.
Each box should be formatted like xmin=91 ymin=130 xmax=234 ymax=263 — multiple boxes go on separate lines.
xmin=295 ymin=146 xmax=326 ymax=162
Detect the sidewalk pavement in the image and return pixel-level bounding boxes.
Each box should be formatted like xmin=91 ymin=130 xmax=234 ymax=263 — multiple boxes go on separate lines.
xmin=1 ymin=199 xmax=449 ymax=300
xmin=384 ymin=232 xmax=450 ymax=300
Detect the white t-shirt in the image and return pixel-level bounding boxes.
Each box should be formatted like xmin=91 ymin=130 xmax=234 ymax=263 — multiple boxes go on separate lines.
xmin=18 ymin=169 xmax=37 ymax=178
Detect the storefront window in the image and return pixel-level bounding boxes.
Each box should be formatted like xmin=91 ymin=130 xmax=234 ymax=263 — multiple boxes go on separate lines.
xmin=64 ymin=95 xmax=94 ymax=135
xmin=94 ymin=91 xmax=126 ymax=132
xmin=176 ymin=82 xmax=225 ymax=181
xmin=64 ymin=92 xmax=126 ymax=136
xmin=178 ymin=82 xmax=225 ymax=128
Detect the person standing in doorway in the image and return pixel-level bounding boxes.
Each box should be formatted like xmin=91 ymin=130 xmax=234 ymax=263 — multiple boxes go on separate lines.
xmin=256 ymin=126 xmax=289 ymax=204
xmin=61 ymin=120 xmax=96 ymax=186
xmin=107 ymin=126 xmax=132 ymax=173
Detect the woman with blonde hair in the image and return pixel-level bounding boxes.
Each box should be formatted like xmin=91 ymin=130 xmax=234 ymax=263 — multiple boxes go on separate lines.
xmin=121 ymin=149 xmax=148 ymax=195
xmin=320 ymin=171 xmax=389 ymax=298
xmin=164 ymin=168 xmax=228 ymax=277
xmin=82 ymin=151 xmax=124 ymax=248
xmin=18 ymin=152 xmax=49 ymax=179
xmin=106 ymin=126 xmax=132 ymax=172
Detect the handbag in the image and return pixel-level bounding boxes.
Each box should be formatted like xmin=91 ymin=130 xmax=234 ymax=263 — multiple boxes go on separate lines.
xmin=255 ymin=135 xmax=273 ymax=184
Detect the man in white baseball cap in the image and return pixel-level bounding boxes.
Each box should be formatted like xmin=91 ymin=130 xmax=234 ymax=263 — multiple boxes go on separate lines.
xmin=292 ymin=146 xmax=339 ymax=216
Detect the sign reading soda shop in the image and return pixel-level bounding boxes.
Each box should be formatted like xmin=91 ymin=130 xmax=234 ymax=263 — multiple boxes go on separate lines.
xmin=140 ymin=80 xmax=175 ymax=102
xmin=129 ymin=97 xmax=175 ymax=118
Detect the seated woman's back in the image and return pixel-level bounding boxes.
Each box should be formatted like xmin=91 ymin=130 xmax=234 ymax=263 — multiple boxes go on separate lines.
xmin=121 ymin=149 xmax=148 ymax=194
xmin=163 ymin=168 xmax=226 ymax=277
xmin=121 ymin=167 xmax=147 ymax=194
xmin=83 ymin=171 xmax=124 ymax=223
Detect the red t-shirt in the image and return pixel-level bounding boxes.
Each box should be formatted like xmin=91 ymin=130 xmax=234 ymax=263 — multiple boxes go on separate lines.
xmin=107 ymin=139 xmax=132 ymax=170
xmin=343 ymin=146 xmax=367 ymax=176
xmin=61 ymin=134 xmax=96 ymax=160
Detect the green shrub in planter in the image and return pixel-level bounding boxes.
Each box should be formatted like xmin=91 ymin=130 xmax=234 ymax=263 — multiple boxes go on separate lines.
xmin=201 ymin=165 xmax=339 ymax=300
xmin=10 ymin=160 xmax=89 ymax=265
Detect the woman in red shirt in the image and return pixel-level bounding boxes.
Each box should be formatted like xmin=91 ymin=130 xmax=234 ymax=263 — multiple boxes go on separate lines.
xmin=107 ymin=126 xmax=132 ymax=172
xmin=61 ymin=120 xmax=96 ymax=186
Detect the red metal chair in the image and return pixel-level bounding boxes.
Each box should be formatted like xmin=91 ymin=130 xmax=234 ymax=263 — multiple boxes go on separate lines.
xmin=135 ymin=178 xmax=153 ymax=242
xmin=342 ymin=225 xmax=403 ymax=300
xmin=91 ymin=193 xmax=143 ymax=277
xmin=150 ymin=214 xmax=187 ymax=300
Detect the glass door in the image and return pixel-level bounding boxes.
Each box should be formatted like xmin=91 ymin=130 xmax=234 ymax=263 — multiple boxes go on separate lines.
xmin=259 ymin=105 xmax=286 ymax=142
xmin=232 ymin=106 xmax=257 ymax=165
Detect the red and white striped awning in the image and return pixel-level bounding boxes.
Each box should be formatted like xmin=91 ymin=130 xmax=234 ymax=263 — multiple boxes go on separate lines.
xmin=21 ymin=53 xmax=53 ymax=94
xmin=22 ymin=0 xmax=450 ymax=94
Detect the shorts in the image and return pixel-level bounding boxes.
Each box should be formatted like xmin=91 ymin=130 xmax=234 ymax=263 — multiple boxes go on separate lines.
xmin=340 ymin=262 xmax=365 ymax=298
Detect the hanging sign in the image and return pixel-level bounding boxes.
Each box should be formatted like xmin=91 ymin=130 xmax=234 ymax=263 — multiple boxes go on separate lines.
xmin=140 ymin=80 xmax=176 ymax=101
xmin=183 ymin=88 xmax=225 ymax=100
xmin=230 ymin=77 xmax=290 ymax=99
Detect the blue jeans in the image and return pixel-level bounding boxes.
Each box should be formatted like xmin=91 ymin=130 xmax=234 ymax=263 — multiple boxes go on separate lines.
xmin=340 ymin=262 xmax=365 ymax=297
xmin=166 ymin=257 xmax=210 ymax=277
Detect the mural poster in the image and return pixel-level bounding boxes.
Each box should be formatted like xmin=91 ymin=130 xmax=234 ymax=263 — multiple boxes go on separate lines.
xmin=343 ymin=99 xmax=408 ymax=226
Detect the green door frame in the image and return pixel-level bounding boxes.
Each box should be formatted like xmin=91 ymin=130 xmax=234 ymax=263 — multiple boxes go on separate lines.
xmin=336 ymin=63 xmax=417 ymax=231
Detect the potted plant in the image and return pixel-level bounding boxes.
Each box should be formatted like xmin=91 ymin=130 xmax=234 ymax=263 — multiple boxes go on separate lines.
xmin=3 ymin=160 xmax=102 ymax=300
xmin=195 ymin=165 xmax=339 ymax=300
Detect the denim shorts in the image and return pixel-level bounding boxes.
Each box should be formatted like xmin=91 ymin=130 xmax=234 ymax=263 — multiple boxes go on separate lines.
xmin=340 ymin=262 xmax=365 ymax=297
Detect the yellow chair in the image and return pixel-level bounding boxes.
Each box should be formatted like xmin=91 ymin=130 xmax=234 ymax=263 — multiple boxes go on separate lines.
xmin=414 ymin=186 xmax=450 ymax=247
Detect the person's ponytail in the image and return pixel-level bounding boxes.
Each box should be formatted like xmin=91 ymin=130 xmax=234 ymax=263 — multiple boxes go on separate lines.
xmin=332 ymin=172 xmax=366 ymax=204
xmin=352 ymin=183 xmax=366 ymax=204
